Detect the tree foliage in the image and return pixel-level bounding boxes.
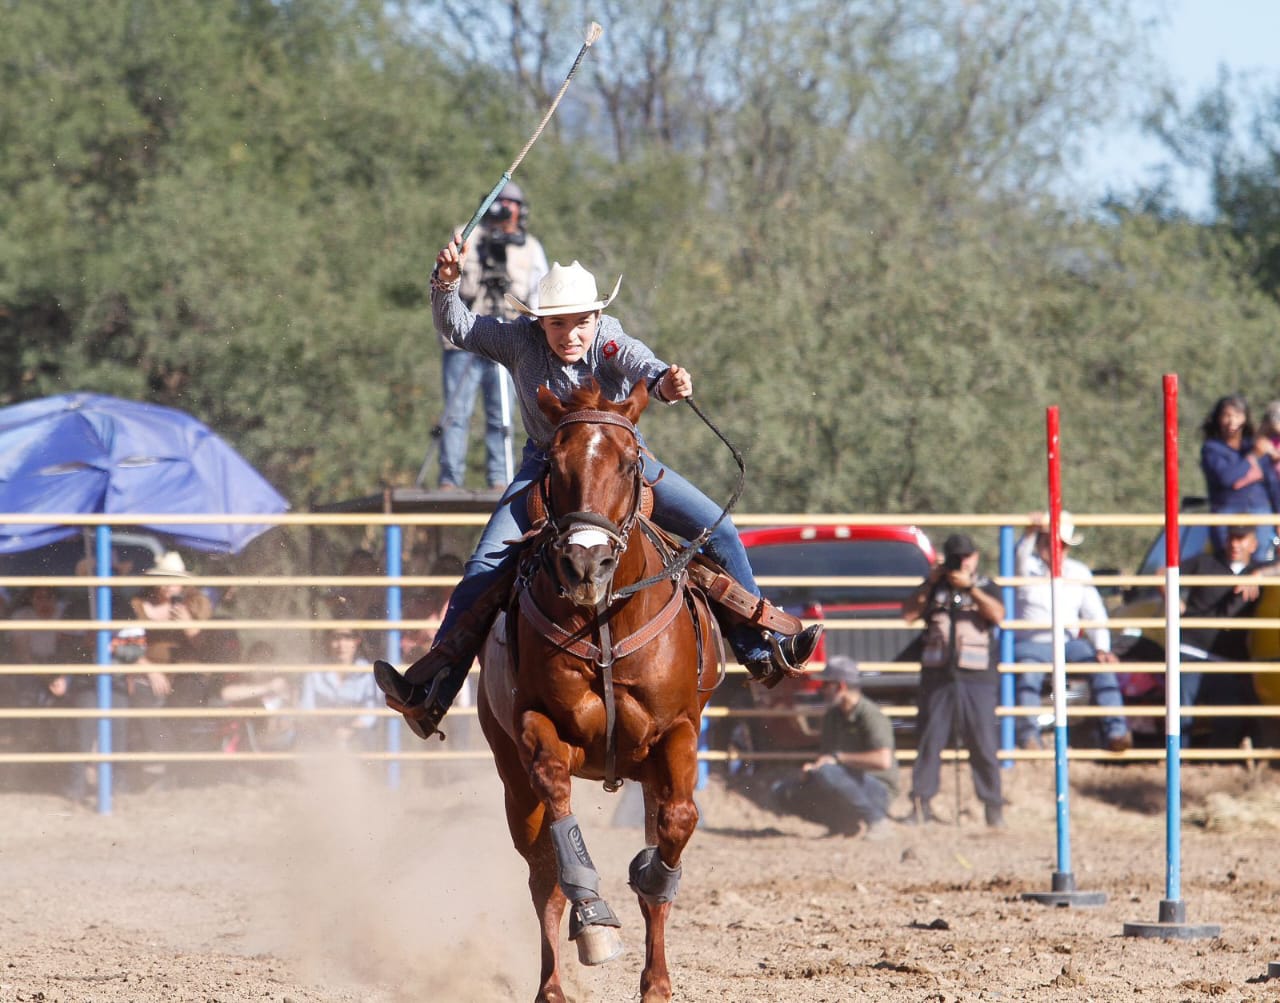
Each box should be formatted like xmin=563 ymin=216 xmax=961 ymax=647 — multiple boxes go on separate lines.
xmin=4 ymin=0 xmax=1280 ymax=570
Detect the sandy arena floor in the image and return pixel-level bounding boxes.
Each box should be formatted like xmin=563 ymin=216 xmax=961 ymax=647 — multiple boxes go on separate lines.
xmin=3 ymin=754 xmax=1280 ymax=1002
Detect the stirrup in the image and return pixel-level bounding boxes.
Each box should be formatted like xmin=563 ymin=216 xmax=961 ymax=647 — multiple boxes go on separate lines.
xmin=769 ymin=623 xmax=823 ymax=669
xmin=373 ymin=659 xmax=449 ymax=742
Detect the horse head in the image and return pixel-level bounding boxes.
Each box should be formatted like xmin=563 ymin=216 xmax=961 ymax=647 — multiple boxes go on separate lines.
xmin=536 ymin=378 xmax=651 ymax=608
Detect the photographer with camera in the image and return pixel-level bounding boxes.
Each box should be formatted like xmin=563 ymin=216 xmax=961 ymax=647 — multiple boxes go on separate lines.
xmin=901 ymin=533 xmax=1006 ymax=829
xmin=436 ymin=179 xmax=548 ymax=491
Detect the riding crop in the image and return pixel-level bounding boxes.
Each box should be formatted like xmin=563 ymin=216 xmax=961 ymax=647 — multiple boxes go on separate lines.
xmin=458 ymin=21 xmax=604 ymax=247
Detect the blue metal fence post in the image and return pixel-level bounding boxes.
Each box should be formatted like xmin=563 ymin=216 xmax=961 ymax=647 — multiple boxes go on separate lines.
xmin=999 ymin=524 xmax=1016 ymax=763
xmin=384 ymin=524 xmax=403 ymax=789
xmin=94 ymin=526 xmax=114 ymax=815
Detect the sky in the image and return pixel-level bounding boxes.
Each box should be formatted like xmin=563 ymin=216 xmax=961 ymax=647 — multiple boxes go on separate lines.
xmin=1080 ymin=0 xmax=1280 ymax=214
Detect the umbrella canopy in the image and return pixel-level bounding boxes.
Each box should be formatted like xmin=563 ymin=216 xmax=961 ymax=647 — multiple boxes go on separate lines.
xmin=0 ymin=393 xmax=289 ymax=555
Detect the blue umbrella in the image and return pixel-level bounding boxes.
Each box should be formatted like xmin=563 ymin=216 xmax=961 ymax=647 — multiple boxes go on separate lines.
xmin=0 ymin=392 xmax=289 ymax=554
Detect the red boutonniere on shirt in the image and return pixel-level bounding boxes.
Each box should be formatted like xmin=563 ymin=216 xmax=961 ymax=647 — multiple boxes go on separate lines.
xmin=602 ymin=340 xmax=619 ymax=359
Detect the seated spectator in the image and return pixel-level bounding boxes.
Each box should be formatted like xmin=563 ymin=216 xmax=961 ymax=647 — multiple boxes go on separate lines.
xmin=1173 ymin=525 xmax=1277 ymax=747
xmin=768 ymin=658 xmax=899 ymax=839
xmin=324 ymin=546 xmax=388 ymax=657
xmin=124 ymin=552 xmax=217 ymax=787
xmin=8 ymin=586 xmax=81 ymax=792
xmin=1013 ymin=511 xmax=1133 ymax=753
xmin=1200 ymin=395 xmax=1280 ymax=561
xmin=401 ymin=553 xmax=463 ymax=662
xmin=1256 ymin=399 xmax=1280 ymax=479
xmin=299 ymin=627 xmax=380 ymax=749
xmin=214 ymin=640 xmax=295 ymax=753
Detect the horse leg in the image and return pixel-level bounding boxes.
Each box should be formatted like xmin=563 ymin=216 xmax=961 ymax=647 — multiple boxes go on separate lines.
xmin=521 ymin=711 xmax=624 ymax=967
xmin=628 ymin=720 xmax=701 ymax=1003
xmin=480 ymin=695 xmax=569 ymax=1003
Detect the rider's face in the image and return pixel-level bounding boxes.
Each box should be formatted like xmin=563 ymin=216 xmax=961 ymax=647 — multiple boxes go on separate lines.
xmin=540 ymin=311 xmax=599 ymax=364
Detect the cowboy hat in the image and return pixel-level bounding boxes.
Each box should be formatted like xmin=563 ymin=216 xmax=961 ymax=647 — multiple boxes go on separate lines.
xmin=144 ymin=551 xmax=191 ymax=577
xmin=505 ymin=261 xmax=622 ymax=318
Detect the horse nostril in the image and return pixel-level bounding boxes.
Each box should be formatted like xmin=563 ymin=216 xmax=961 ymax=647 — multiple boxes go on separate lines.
xmin=559 ymin=555 xmax=581 ymax=586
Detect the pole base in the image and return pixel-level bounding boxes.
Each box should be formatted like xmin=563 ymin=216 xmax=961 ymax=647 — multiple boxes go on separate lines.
xmin=1020 ymin=871 xmax=1107 ymax=908
xmin=1267 ymin=962 xmax=1279 ymax=979
xmin=1123 ymin=899 xmax=1220 ymax=940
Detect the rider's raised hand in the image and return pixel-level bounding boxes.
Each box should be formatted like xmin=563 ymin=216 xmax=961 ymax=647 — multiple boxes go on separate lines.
xmin=435 ymin=230 xmax=469 ymax=284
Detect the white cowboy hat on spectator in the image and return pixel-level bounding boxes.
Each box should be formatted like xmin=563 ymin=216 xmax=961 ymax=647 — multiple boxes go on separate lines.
xmin=1057 ymin=512 xmax=1085 ymax=547
xmin=505 ymin=261 xmax=622 ymax=318
xmin=144 ymin=551 xmax=191 ymax=577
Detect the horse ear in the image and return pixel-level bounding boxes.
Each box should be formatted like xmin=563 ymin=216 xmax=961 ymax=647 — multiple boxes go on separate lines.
xmin=620 ymin=380 xmax=650 ymax=423
xmin=537 ymin=384 xmax=568 ymax=423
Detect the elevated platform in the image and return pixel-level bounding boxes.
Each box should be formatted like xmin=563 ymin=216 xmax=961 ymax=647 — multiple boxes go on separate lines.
xmin=311 ymin=486 xmax=503 ymax=516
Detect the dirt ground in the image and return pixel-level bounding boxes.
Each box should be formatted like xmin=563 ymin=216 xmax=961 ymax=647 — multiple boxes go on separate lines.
xmin=3 ymin=754 xmax=1280 ymax=1003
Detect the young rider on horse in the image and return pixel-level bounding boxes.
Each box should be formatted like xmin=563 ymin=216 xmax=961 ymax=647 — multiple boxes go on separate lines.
xmin=375 ymin=233 xmax=823 ymax=739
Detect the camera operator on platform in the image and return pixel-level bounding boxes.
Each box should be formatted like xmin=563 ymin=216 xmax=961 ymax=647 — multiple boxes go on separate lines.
xmin=436 ymin=179 xmax=549 ymax=491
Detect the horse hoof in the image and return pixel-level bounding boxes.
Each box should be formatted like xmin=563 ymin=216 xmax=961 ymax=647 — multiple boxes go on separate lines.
xmin=575 ymin=924 xmax=623 ymax=966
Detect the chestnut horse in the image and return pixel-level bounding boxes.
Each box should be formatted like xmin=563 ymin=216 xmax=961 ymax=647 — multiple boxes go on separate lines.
xmin=477 ymin=379 xmax=718 ymax=1003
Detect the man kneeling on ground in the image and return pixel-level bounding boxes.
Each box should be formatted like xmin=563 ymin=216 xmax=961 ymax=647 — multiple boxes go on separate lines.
xmin=770 ymin=657 xmax=899 ymax=839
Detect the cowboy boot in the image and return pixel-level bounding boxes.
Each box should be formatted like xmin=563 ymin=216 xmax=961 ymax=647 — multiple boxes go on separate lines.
xmin=374 ymin=564 xmax=517 ymax=741
xmin=744 ymin=623 xmax=824 ymax=689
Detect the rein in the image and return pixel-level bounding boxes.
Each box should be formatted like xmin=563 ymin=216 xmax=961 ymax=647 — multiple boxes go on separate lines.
xmin=612 ymin=396 xmax=745 ymax=599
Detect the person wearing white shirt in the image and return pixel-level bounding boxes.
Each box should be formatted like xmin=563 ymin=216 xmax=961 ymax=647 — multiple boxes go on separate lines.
xmin=1012 ymin=511 xmax=1132 ymax=752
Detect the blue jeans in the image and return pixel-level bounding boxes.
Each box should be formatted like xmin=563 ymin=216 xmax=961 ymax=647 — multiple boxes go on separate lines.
xmin=436 ymin=439 xmax=773 ymax=665
xmin=801 ymin=763 xmax=892 ymax=830
xmin=439 ymin=350 xmax=515 ymax=488
xmin=1014 ymin=638 xmax=1127 ymax=742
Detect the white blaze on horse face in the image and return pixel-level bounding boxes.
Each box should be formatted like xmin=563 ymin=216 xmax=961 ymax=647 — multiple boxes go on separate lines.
xmin=566 ymin=527 xmax=612 ymax=550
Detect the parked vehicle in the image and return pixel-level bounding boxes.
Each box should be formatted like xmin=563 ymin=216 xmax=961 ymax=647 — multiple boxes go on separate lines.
xmin=708 ymin=524 xmax=936 ymax=769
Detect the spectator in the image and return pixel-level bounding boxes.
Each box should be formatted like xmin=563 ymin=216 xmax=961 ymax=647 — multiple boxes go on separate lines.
xmin=8 ymin=586 xmax=82 ymax=792
xmin=326 ymin=546 xmax=385 ymax=652
xmin=1172 ymin=524 xmax=1277 ymax=747
xmin=1200 ymin=394 xmax=1280 ymax=561
xmin=1013 ymin=511 xmax=1133 ymax=753
xmin=901 ymin=534 xmax=1006 ymax=828
xmin=299 ymin=627 xmax=380 ymax=749
xmin=1256 ymin=399 xmax=1280 ymax=479
xmin=124 ymin=551 xmax=216 ymax=787
xmin=768 ymin=657 xmax=899 ymax=839
xmin=214 ymin=639 xmax=295 ymax=753
xmin=438 ymin=179 xmax=549 ymax=491
xmin=400 ymin=553 xmax=463 ymax=664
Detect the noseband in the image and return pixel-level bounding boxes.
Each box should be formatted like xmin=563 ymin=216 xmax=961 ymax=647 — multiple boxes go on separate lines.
xmin=543 ymin=408 xmax=647 ymax=597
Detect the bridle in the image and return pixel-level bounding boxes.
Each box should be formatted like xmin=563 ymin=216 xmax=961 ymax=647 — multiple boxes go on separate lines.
xmin=540 ymin=407 xmax=648 ymax=600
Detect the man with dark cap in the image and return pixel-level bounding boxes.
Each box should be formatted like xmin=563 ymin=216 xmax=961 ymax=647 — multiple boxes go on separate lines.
xmin=901 ymin=533 xmax=1006 ymax=828
xmin=436 ymin=179 xmax=549 ymax=491
xmin=1172 ymin=523 xmax=1280 ymax=745
xmin=771 ymin=656 xmax=899 ymax=839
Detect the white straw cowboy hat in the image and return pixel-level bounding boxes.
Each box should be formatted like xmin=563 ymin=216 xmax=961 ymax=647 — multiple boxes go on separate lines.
xmin=144 ymin=551 xmax=191 ymax=577
xmin=505 ymin=260 xmax=622 ymax=318
xmin=1055 ymin=512 xmax=1085 ymax=547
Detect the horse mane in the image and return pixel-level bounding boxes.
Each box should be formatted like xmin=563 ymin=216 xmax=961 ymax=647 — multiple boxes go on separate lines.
xmin=559 ymin=379 xmax=610 ymax=413
xmin=539 ymin=377 xmax=650 ymax=429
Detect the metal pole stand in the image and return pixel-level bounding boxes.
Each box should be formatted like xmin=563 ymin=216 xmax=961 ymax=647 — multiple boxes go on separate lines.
xmin=1122 ymin=376 xmax=1221 ymax=944
xmin=1021 ymin=407 xmax=1106 ymax=910
xmin=1021 ymin=871 xmax=1106 ymax=908
xmin=1123 ymin=899 xmax=1220 ymax=941
xmin=1268 ymin=962 xmax=1280 ymax=979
